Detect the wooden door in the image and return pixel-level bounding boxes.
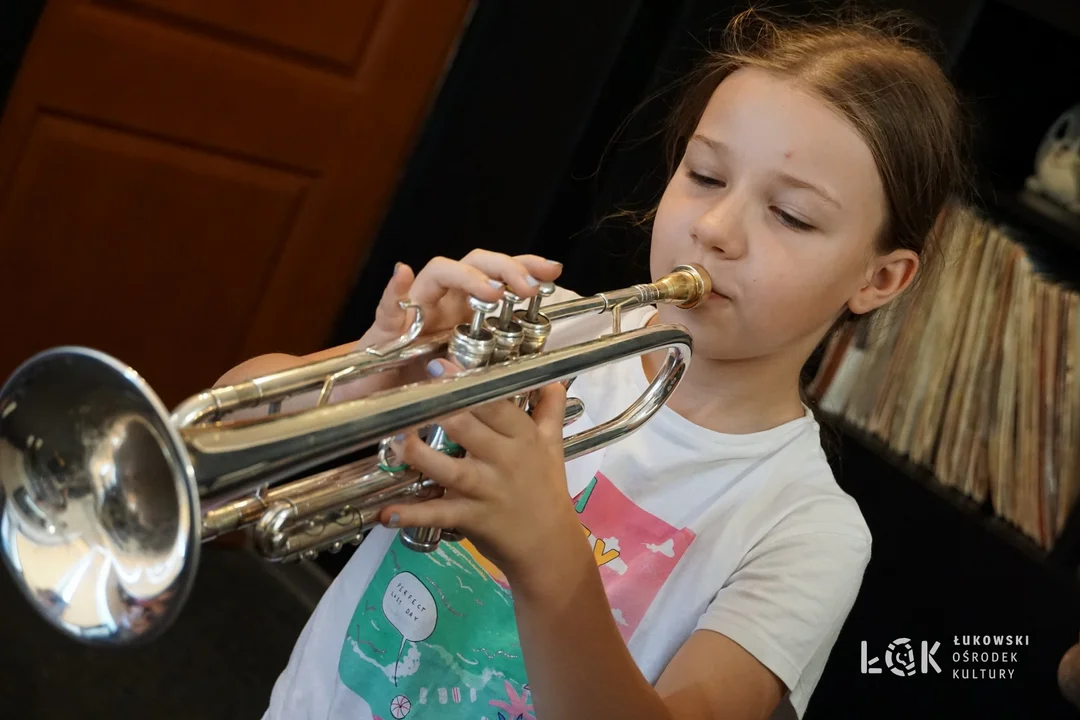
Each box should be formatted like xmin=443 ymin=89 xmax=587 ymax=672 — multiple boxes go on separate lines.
xmin=0 ymin=0 xmax=473 ymax=408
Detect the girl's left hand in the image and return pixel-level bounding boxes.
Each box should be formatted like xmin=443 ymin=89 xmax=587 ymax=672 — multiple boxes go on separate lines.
xmin=377 ymin=360 xmax=582 ymax=583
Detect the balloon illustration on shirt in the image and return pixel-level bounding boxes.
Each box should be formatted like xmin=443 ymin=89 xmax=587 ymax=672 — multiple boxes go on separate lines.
xmin=383 ymin=571 xmax=437 ymax=686
xmin=389 ymin=694 xmax=412 ymax=719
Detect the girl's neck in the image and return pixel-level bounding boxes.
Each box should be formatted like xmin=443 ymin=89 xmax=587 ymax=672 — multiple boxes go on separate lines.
xmin=640 ymin=318 xmax=809 ymax=436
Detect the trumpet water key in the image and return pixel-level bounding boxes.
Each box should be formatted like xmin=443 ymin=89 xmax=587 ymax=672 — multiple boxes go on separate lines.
xmin=0 ymin=264 xmax=710 ymax=646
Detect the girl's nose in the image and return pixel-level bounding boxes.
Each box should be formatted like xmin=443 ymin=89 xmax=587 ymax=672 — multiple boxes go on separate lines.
xmin=690 ymin=193 xmax=747 ymax=259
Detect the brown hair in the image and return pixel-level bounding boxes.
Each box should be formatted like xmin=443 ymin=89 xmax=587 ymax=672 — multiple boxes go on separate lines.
xmin=618 ymin=4 xmax=970 ymax=340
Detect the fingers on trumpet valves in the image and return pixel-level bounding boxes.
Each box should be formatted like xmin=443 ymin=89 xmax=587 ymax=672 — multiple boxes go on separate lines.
xmin=409 ymin=256 xmax=506 ymax=306
xmin=457 ymin=249 xmax=563 ymax=299
xmin=402 ymin=251 xmax=561 ymax=318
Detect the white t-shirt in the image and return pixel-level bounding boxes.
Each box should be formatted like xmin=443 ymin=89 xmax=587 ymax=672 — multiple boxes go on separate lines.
xmin=262 ymin=289 xmax=872 ymax=720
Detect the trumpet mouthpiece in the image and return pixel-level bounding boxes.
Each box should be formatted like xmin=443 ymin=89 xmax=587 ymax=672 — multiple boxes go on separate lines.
xmin=656 ymin=263 xmax=712 ymax=309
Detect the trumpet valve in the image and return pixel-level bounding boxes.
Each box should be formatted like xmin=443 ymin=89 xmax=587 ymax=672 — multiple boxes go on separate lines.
xmin=526 ymin=282 xmax=556 ymax=322
xmin=484 ymin=289 xmax=525 ymax=361
xmin=467 ymin=296 xmax=499 ymax=337
xmin=514 ymin=282 xmax=556 ymax=355
xmin=449 ymin=296 xmax=499 ymax=369
xmin=497 ymin=289 xmax=523 ymax=329
xmin=398 ymin=527 xmax=444 ymax=553
xmin=484 ymin=318 xmax=524 ymax=362
xmin=439 ymin=528 xmax=465 ymax=542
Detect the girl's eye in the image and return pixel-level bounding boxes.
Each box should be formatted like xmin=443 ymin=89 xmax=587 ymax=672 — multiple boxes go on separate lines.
xmin=773 ymin=207 xmax=815 ymax=232
xmin=687 ymin=170 xmax=725 ymax=188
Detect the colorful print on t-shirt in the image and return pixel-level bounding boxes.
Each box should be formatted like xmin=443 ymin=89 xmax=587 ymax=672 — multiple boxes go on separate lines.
xmin=337 ymin=472 xmax=695 ymax=719
xmin=574 ymin=472 xmax=697 ymax=641
xmin=337 ymin=536 xmax=529 ymax=720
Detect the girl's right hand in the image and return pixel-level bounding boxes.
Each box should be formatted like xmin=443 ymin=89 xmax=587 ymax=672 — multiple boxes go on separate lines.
xmin=341 ymin=249 xmax=564 ymax=396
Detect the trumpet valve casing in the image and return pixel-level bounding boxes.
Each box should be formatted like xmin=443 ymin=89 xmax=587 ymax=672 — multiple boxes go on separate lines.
xmin=483 ymin=289 xmax=526 ymax=362
xmin=483 ymin=316 xmax=524 ymax=362
xmin=513 ymin=311 xmax=552 ymax=355
xmin=447 ymin=324 xmax=495 ymax=368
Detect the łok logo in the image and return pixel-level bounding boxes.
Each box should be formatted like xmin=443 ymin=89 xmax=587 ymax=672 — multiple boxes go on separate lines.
xmin=861 ymin=638 xmax=942 ymax=676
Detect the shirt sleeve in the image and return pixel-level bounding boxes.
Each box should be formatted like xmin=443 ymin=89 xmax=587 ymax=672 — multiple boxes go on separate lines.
xmin=694 ymin=528 xmax=871 ymax=693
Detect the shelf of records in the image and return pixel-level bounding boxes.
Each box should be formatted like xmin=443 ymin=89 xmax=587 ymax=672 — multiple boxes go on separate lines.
xmin=807 ymin=202 xmax=1080 ymax=556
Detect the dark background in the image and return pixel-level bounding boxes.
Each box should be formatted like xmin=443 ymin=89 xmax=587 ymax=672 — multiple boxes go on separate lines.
xmin=3 ymin=0 xmax=1080 ymax=718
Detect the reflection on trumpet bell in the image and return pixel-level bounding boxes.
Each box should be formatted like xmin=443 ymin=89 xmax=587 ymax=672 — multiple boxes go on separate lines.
xmin=0 ymin=263 xmax=710 ymax=646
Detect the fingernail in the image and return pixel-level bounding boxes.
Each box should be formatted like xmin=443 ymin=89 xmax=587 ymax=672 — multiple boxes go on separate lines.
xmin=393 ymin=262 xmax=402 ymax=276
xmin=426 ymin=360 xmax=445 ymax=377
xmin=526 ymin=275 xmax=539 ymax=287
xmin=387 ymin=512 xmax=400 ymax=528
xmin=392 ymin=433 xmax=406 ymax=443
xmin=546 ymin=259 xmax=562 ymax=266
xmin=487 ymin=279 xmax=503 ymax=289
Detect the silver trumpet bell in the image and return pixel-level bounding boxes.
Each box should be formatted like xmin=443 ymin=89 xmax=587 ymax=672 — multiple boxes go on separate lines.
xmin=0 ymin=264 xmax=710 ymax=646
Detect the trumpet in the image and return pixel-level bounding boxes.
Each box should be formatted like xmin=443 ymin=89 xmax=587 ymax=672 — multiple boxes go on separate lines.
xmin=0 ymin=264 xmax=710 ymax=646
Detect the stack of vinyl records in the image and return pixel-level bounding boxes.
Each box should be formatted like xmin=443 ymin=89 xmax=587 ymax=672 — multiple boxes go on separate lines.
xmin=809 ymin=203 xmax=1080 ymax=550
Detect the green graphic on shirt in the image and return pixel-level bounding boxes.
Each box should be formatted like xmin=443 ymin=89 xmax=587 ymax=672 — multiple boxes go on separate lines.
xmin=338 ymin=537 xmax=533 ymax=720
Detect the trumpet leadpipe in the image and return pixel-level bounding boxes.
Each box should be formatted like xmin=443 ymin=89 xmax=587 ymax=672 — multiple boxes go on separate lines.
xmin=540 ymin=263 xmax=710 ymax=320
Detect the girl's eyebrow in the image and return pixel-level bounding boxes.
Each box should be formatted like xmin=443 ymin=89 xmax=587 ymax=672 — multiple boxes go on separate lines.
xmin=690 ymin=133 xmax=842 ymax=210
xmin=689 ymin=133 xmax=729 ymax=156
xmin=776 ymin=172 xmax=842 ymax=210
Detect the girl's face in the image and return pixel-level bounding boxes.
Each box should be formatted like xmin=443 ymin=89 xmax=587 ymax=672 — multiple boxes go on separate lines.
xmin=651 ymin=67 xmax=897 ymax=361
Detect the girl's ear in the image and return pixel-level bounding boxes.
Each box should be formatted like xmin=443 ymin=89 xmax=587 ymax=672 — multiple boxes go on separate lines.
xmin=847 ymin=248 xmax=919 ymax=316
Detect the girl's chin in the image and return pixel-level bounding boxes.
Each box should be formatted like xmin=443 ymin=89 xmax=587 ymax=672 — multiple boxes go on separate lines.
xmin=653 ymin=305 xmax=734 ymax=344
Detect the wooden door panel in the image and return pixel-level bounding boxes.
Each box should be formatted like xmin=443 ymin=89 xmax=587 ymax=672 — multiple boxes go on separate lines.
xmin=24 ymin=4 xmax=355 ymax=171
xmin=0 ymin=111 xmax=310 ymax=405
xmin=100 ymin=0 xmax=386 ymax=72
xmin=231 ymin=0 xmax=477 ymax=364
xmin=0 ymin=0 xmax=472 ymax=407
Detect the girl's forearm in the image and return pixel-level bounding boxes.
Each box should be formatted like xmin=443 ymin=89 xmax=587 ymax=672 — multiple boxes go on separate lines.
xmin=508 ymin=534 xmax=676 ymax=720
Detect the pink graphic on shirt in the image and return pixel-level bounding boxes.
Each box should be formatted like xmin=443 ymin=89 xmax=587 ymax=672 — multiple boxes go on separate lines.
xmin=573 ymin=472 xmax=697 ymax=642
xmin=488 ymin=680 xmax=534 ymax=719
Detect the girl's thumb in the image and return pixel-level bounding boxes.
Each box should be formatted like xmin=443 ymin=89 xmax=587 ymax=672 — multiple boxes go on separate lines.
xmin=372 ymin=262 xmax=415 ymax=333
xmin=425 ymin=357 xmax=464 ymax=378
xmin=531 ymin=381 xmax=567 ymax=432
